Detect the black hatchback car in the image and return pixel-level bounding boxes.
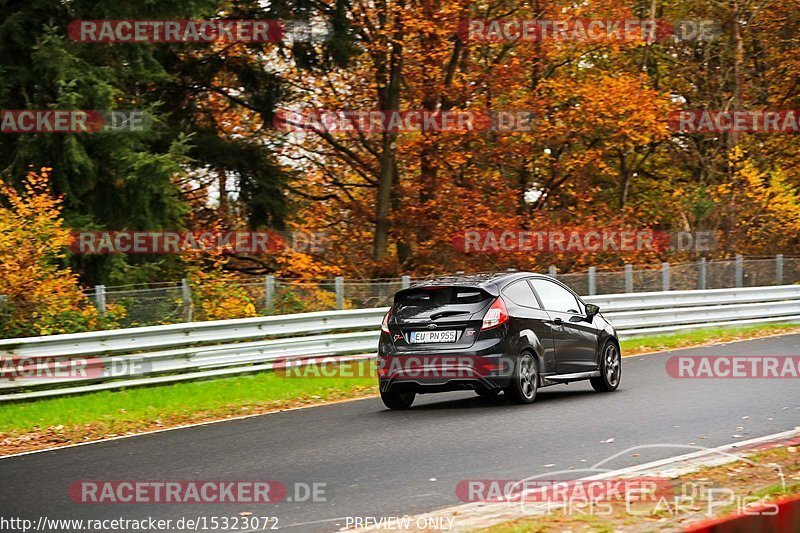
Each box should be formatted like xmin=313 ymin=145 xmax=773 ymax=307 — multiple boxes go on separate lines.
xmin=377 ymin=273 xmax=621 ymax=409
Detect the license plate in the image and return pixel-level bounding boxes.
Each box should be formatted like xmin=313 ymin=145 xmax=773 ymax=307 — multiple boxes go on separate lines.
xmin=410 ymin=330 xmax=458 ymax=343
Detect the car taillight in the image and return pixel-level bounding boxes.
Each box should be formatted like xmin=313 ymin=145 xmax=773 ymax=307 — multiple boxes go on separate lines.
xmin=481 ymin=297 xmax=509 ymax=330
xmin=381 ymin=311 xmax=391 ymax=333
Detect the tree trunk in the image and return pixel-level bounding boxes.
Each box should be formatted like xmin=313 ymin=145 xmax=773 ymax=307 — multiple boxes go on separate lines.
xmin=218 ymin=168 xmax=229 ymax=227
xmin=372 ymin=4 xmax=404 ymax=262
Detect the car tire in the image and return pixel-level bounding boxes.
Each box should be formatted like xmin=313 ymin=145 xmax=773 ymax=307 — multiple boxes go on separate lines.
xmin=380 ymin=390 xmax=416 ymax=409
xmin=504 ymin=352 xmax=538 ymax=404
xmin=591 ymin=340 xmax=621 ymax=392
xmin=475 ymin=387 xmax=501 ymax=398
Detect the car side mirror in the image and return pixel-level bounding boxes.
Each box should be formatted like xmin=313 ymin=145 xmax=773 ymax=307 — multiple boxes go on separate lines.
xmin=585 ymin=303 xmax=600 ymax=318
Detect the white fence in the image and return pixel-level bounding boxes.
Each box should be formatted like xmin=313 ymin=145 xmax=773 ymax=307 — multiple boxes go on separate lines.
xmin=1 ymin=285 xmax=799 ymax=402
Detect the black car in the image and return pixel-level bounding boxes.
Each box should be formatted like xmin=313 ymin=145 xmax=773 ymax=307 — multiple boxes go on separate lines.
xmin=377 ymin=273 xmax=621 ymax=409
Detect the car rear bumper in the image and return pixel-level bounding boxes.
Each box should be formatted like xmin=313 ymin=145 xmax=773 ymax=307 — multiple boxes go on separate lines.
xmin=377 ymin=353 xmax=512 ymax=393
xmin=379 ymin=376 xmax=512 ymax=393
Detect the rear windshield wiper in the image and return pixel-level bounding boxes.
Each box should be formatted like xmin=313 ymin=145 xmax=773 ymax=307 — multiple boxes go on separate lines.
xmin=430 ymin=310 xmax=471 ymax=320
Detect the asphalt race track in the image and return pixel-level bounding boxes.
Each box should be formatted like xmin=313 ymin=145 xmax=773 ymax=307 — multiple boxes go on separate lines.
xmin=2 ymin=335 xmax=800 ymax=532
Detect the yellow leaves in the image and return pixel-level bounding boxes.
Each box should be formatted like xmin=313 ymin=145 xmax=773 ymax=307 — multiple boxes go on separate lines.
xmin=183 ymin=261 xmax=261 ymax=321
xmin=540 ymin=72 xmax=672 ymax=148
xmin=706 ymin=149 xmax=800 ymax=253
xmin=274 ymin=249 xmax=342 ymax=279
xmin=0 ymin=169 xmax=123 ymax=337
xmin=196 ymin=288 xmax=259 ymax=322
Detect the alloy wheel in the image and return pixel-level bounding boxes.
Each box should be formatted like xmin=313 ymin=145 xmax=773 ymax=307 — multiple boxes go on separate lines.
xmin=604 ymin=344 xmax=621 ymax=387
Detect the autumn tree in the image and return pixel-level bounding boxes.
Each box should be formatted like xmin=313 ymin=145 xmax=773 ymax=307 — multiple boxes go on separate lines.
xmin=0 ymin=169 xmax=123 ymax=337
xmin=275 ymin=0 xmax=674 ymax=275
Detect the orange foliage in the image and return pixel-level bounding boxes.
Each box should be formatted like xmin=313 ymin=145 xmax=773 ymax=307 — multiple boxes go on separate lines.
xmin=0 ymin=169 xmax=123 ymax=336
xmin=277 ymin=1 xmax=674 ymax=276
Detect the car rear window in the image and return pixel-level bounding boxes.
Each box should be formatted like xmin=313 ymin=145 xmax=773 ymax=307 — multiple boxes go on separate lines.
xmin=395 ymin=287 xmax=492 ymax=314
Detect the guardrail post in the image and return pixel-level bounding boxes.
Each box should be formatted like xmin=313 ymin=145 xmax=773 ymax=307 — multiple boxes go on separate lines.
xmin=401 ymin=275 xmax=410 ymax=289
xmin=335 ymin=276 xmax=344 ymax=310
xmin=548 ymin=265 xmax=557 ymax=278
xmin=624 ymin=264 xmax=633 ymax=293
xmin=94 ymin=285 xmax=106 ymax=315
xmin=776 ymin=254 xmax=784 ymax=285
xmin=735 ymin=254 xmax=744 ymax=287
xmin=264 ymin=275 xmax=275 ymax=312
xmin=181 ymin=279 xmax=193 ymax=322
xmin=699 ymin=257 xmax=707 ymax=290
xmin=588 ymin=267 xmax=596 ymax=296
xmin=661 ymin=262 xmax=670 ymax=291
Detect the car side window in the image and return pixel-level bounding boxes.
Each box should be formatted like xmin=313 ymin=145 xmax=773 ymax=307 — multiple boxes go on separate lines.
xmin=529 ymin=279 xmax=581 ymax=314
xmin=502 ymin=280 xmax=540 ymax=308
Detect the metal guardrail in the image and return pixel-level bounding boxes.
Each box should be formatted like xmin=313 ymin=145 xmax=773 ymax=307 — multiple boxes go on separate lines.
xmin=1 ymin=285 xmax=799 ymax=402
